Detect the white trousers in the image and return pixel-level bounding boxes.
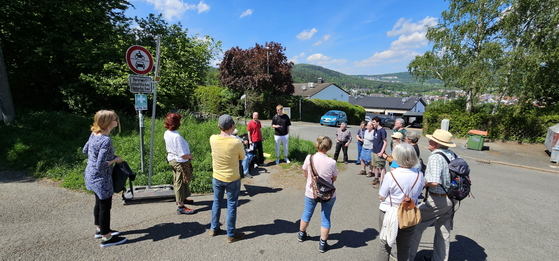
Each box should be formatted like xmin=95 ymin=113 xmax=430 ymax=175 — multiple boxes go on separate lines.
xmin=274 ymin=134 xmax=289 ymax=158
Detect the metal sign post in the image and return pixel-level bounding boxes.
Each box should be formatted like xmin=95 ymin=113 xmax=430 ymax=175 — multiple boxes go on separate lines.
xmin=123 ymin=38 xmax=174 ymax=203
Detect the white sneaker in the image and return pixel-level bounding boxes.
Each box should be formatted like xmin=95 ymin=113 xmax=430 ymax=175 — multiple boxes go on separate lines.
xmin=285 ymin=158 xmax=290 ymax=163
xmin=275 ymin=159 xmax=280 ymax=164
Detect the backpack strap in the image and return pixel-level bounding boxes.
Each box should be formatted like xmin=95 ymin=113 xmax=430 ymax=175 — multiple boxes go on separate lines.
xmin=389 ymin=171 xmax=420 ymax=208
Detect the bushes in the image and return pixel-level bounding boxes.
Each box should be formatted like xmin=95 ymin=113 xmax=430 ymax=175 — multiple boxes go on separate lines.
xmin=281 ymin=97 xmax=365 ymax=125
xmin=424 ymin=98 xmax=558 ymax=143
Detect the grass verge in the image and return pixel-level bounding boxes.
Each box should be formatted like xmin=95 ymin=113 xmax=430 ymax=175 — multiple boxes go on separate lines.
xmin=0 ymin=111 xmax=316 ymax=193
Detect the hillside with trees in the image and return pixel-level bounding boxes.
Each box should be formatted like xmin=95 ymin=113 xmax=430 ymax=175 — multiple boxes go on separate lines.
xmin=291 ymin=63 xmax=441 ymax=95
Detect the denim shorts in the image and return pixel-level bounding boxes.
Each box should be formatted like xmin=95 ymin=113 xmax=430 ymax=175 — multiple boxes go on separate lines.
xmin=301 ymin=196 xmax=336 ymax=229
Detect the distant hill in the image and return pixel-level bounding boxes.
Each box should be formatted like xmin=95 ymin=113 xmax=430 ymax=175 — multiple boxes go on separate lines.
xmin=291 ymin=64 xmax=442 ymax=94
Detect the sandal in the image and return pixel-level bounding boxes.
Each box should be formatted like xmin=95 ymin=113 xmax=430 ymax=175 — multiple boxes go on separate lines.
xmin=366 ymin=172 xmax=373 ymax=177
xmin=358 ymin=170 xmax=366 ymax=175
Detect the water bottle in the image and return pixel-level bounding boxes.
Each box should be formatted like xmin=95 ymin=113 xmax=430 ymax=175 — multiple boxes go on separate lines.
xmin=450 ymin=180 xmax=458 ymax=189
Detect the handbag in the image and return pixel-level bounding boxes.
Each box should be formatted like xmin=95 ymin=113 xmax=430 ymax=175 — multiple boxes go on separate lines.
xmin=112 ymin=161 xmax=136 ymax=193
xmin=309 ymin=154 xmax=336 ymax=203
xmin=390 ymin=171 xmax=421 ymax=229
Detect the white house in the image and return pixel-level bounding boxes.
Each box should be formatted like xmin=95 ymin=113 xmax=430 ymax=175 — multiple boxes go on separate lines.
xmin=292 ymin=78 xmax=349 ymax=102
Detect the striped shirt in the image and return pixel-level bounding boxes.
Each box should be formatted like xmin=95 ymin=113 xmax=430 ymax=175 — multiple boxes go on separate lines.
xmin=425 ymin=149 xmax=456 ymax=194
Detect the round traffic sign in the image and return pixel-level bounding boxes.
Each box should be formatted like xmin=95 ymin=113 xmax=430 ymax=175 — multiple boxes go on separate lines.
xmin=126 ymin=45 xmax=154 ymax=75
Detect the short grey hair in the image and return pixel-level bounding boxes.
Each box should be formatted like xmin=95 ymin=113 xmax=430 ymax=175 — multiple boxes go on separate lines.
xmin=395 ymin=118 xmax=405 ymax=125
xmin=392 ymin=143 xmax=418 ymax=168
xmin=340 ymin=122 xmax=347 ymax=126
xmin=406 ymin=131 xmax=421 ymax=143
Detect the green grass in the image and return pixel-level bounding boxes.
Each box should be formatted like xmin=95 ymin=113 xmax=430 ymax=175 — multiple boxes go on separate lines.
xmin=0 ymin=111 xmax=316 ymax=193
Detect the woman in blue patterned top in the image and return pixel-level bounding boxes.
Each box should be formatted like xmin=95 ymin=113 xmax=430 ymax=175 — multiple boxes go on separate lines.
xmin=83 ymin=110 xmax=127 ymax=248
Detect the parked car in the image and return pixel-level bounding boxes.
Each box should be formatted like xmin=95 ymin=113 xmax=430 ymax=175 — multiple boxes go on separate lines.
xmin=379 ymin=117 xmax=395 ymax=129
xmin=365 ymin=116 xmax=372 ymax=123
xmin=320 ymin=110 xmax=348 ymax=126
xmin=410 ymin=119 xmax=423 ymax=128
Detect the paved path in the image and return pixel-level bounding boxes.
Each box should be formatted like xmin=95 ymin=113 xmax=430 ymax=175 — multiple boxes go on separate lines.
xmin=1 ymin=121 xmax=559 ymax=260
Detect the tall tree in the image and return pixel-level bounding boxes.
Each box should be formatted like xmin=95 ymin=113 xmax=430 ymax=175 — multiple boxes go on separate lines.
xmin=408 ymin=0 xmax=507 ymax=113
xmin=497 ymin=0 xmax=559 ymax=112
xmin=218 ymin=42 xmax=293 ymax=117
xmin=0 ymin=0 xmax=132 ymax=112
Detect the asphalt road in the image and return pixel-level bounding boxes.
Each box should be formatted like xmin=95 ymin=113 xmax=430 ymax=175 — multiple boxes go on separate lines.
xmin=1 ymin=122 xmax=558 ymax=260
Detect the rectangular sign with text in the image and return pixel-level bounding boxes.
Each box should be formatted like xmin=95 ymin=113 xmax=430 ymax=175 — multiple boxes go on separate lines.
xmin=129 ymin=75 xmax=153 ymax=93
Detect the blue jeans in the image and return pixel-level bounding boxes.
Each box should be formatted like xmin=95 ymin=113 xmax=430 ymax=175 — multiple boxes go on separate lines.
xmin=211 ymin=178 xmax=241 ymax=237
xmin=241 ymin=152 xmax=255 ymax=174
xmin=357 ymin=142 xmax=363 ymax=163
xmin=301 ymin=196 xmax=336 ymax=229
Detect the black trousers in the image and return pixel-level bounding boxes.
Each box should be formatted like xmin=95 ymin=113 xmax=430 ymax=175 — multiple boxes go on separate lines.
xmin=333 ymin=142 xmax=348 ymax=162
xmin=253 ymin=141 xmax=264 ymax=164
xmin=94 ymin=193 xmax=112 ymax=235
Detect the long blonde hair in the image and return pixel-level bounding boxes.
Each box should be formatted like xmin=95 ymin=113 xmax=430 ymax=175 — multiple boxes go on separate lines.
xmin=91 ymin=110 xmax=120 ymax=134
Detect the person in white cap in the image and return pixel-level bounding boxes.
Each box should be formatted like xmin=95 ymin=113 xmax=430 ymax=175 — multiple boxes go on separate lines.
xmin=408 ymin=129 xmax=458 ymax=261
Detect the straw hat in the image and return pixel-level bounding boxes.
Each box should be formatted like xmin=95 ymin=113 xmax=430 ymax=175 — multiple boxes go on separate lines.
xmin=391 ymin=132 xmax=403 ymax=139
xmin=426 ymin=129 xmax=456 ymax=147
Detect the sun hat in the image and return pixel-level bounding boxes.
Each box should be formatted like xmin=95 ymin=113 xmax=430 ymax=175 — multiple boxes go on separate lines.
xmin=218 ymin=114 xmax=235 ymax=130
xmin=425 ymin=129 xmax=456 ymax=147
xmin=391 ymin=132 xmax=403 ymax=139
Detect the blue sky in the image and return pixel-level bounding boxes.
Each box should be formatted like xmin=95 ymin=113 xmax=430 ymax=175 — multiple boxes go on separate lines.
xmin=125 ymin=0 xmax=449 ymax=75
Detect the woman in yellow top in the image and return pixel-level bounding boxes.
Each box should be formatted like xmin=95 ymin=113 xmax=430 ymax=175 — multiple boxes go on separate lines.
xmin=209 ymin=114 xmax=246 ymax=243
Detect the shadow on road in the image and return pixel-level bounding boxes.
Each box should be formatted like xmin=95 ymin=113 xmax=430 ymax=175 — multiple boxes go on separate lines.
xmin=243 ymin=184 xmax=282 ymax=197
xmin=124 ymin=222 xmax=206 ymax=243
xmin=241 ymin=219 xmax=299 ymax=239
xmin=414 ymin=234 xmax=486 ymax=261
xmin=329 ymin=228 xmax=379 ymax=250
xmin=0 ymin=170 xmax=35 ymax=183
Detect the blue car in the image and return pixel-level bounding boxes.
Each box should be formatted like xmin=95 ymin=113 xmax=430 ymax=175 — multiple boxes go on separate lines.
xmin=320 ymin=110 xmax=348 ymax=126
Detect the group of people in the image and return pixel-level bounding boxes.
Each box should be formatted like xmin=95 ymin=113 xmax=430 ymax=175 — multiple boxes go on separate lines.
xmin=303 ymin=117 xmax=460 ymax=260
xmin=82 ymin=105 xmax=293 ymax=247
xmin=83 ymin=108 xmax=461 ymax=261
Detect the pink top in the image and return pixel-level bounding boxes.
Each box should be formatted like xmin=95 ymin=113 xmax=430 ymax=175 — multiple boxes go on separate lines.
xmin=302 ymin=153 xmax=338 ymax=199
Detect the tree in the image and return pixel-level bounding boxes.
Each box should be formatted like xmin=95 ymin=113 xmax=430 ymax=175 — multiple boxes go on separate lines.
xmin=218 ymin=42 xmax=294 ymax=117
xmin=497 ymin=0 xmax=559 ymax=112
xmin=132 ymin=15 xmax=222 ymax=112
xmin=408 ymin=0 xmax=507 ymax=113
xmin=0 ymin=0 xmax=132 ymax=112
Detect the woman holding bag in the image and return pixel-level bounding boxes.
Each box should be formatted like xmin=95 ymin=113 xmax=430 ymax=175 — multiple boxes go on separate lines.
xmin=83 ymin=110 xmax=127 ymax=248
xmin=298 ymin=135 xmax=337 ymax=253
xmin=377 ymin=143 xmax=424 ymax=260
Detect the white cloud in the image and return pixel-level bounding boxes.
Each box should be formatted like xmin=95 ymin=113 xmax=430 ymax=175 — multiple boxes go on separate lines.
xmin=354 ymin=49 xmax=420 ymax=67
xmin=290 ymin=52 xmax=306 ymax=63
xmin=312 ymin=34 xmax=331 ymax=46
xmin=240 ymin=9 xmax=253 ymax=18
xmin=146 ymin=0 xmax=210 ymax=21
xmin=307 ymin=53 xmax=347 ymax=66
xmin=296 ymin=28 xmax=318 ymax=40
xmin=386 ymin=16 xmax=437 ymax=36
xmin=390 ymin=31 xmax=429 ymax=50
xmin=354 ymin=16 xmax=436 ymax=68
xmin=312 ymin=41 xmax=323 ymax=46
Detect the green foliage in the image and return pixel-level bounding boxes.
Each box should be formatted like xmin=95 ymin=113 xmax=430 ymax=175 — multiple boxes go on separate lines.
xmin=0 ymin=111 xmax=316 ymax=193
xmin=424 ymin=98 xmax=556 ymax=143
xmin=1 ymin=0 xmax=133 ymax=112
xmin=193 ymin=85 xmax=224 ymax=115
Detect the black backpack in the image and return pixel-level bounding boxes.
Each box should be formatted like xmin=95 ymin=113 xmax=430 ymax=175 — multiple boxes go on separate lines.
xmin=435 ymin=152 xmax=472 ymax=201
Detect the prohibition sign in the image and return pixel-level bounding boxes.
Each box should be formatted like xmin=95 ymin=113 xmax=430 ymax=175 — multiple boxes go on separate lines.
xmin=126 ymin=45 xmax=154 ymax=75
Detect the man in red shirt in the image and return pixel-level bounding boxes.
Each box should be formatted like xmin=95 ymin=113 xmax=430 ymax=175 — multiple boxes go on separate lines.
xmin=247 ymin=112 xmax=266 ymax=166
